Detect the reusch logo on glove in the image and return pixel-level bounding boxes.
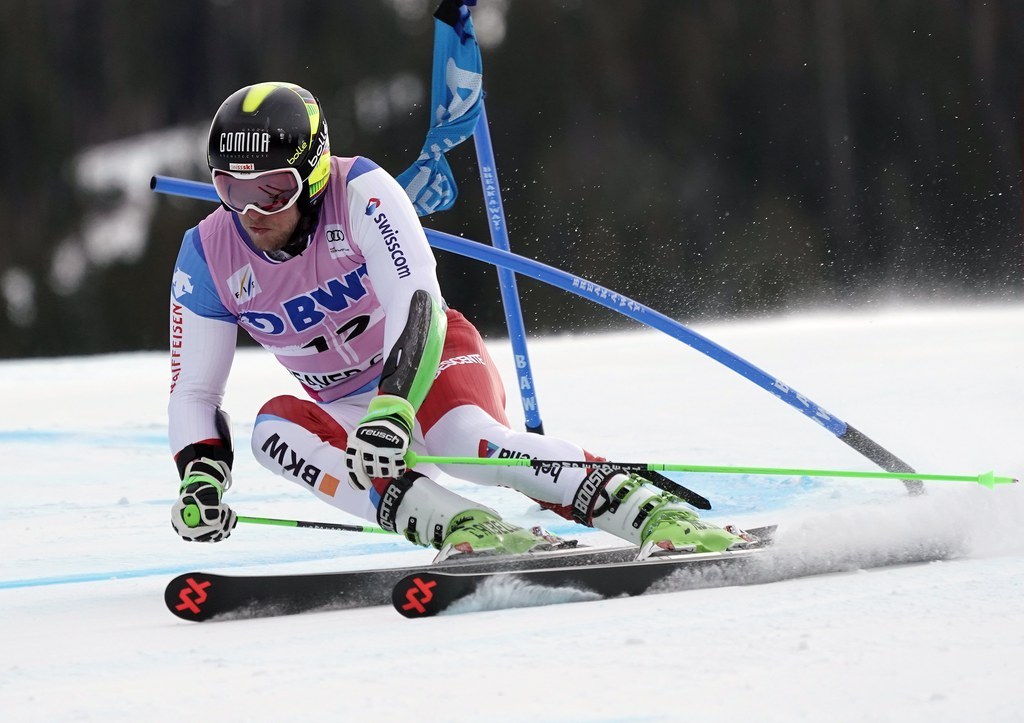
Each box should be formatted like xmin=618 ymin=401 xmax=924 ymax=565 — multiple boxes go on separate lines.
xmin=358 ymin=427 xmax=403 ymax=447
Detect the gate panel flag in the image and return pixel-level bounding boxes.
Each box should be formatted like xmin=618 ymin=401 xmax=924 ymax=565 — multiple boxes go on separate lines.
xmin=397 ymin=0 xmax=483 ymax=216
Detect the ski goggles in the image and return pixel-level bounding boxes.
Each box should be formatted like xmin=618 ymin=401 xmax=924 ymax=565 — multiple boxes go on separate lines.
xmin=211 ymin=167 xmax=304 ymax=215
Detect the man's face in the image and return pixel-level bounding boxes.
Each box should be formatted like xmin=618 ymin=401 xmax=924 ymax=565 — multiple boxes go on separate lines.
xmin=238 ymin=205 xmax=302 ymax=253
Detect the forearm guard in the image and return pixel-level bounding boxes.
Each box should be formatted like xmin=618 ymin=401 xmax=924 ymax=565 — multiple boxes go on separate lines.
xmin=379 ymin=289 xmax=447 ymax=410
xmin=173 ymin=408 xmax=234 ymax=479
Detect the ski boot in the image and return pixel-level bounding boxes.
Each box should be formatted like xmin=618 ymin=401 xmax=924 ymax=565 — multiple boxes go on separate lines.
xmin=436 ymin=509 xmax=567 ymax=562
xmin=572 ymin=470 xmax=742 ymax=558
xmin=376 ymin=471 xmax=568 ymax=562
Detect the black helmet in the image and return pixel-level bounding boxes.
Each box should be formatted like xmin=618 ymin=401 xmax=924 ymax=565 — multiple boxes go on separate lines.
xmin=208 ymin=82 xmax=331 ymax=214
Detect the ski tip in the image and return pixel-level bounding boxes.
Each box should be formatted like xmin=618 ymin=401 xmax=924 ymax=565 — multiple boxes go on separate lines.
xmin=164 ymin=573 xmax=216 ymax=622
xmin=392 ymin=573 xmax=445 ymax=619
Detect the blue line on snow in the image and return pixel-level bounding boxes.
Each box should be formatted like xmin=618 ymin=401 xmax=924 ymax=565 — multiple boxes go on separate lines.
xmin=0 ymin=429 xmax=168 ymax=445
xmin=0 ymin=529 xmax=435 ymax=589
xmin=0 ymin=566 xmax=195 ymax=589
xmin=1 ymin=525 xmax=599 ymax=590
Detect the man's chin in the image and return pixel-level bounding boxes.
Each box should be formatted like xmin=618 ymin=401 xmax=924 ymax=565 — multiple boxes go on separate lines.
xmin=246 ymin=229 xmax=289 ymax=252
xmin=254 ymin=240 xmax=286 ymax=253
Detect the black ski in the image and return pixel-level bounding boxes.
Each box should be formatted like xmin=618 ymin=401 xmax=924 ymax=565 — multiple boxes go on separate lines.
xmin=389 ymin=521 xmax=969 ymax=618
xmin=166 ymin=544 xmax=633 ymax=622
xmin=391 ymin=546 xmax=772 ymax=618
xmin=166 ymin=525 xmax=776 ymax=621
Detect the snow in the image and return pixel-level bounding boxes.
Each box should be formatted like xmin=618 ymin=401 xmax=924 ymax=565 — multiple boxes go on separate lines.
xmin=2 ymin=303 xmax=1023 ymax=721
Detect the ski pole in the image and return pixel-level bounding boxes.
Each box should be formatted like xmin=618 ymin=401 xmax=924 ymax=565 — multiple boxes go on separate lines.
xmin=408 ymin=452 xmax=711 ymax=509
xmin=405 ymin=452 xmax=1018 ymax=489
xmin=237 ymin=515 xmax=394 ymax=534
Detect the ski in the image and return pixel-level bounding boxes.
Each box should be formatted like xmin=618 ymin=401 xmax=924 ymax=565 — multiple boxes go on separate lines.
xmin=389 ymin=520 xmax=972 ymax=618
xmin=166 ymin=543 xmax=632 ymax=622
xmin=166 ymin=526 xmax=776 ymax=621
xmin=391 ymin=545 xmax=772 ymax=618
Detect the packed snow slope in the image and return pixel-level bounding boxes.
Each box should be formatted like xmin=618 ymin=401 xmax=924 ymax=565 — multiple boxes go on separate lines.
xmin=2 ymin=303 xmax=1023 ymax=722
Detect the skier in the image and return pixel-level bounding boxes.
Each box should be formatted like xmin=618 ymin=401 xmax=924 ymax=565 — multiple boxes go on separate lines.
xmin=168 ymin=82 xmax=742 ymax=558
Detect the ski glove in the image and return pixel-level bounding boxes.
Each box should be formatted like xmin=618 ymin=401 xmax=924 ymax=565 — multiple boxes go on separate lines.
xmin=171 ymin=457 xmax=237 ymax=542
xmin=345 ymin=394 xmax=415 ymax=491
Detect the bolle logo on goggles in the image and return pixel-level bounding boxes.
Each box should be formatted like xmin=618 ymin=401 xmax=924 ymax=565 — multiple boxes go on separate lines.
xmin=219 ymin=131 xmax=270 ymax=154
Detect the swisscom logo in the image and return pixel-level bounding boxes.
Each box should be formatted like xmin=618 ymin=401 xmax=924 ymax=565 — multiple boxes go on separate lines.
xmin=365 ymin=197 xmax=381 ymax=215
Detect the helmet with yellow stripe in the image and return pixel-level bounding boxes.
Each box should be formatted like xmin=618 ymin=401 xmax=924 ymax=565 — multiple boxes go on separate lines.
xmin=208 ymin=82 xmax=331 ymax=214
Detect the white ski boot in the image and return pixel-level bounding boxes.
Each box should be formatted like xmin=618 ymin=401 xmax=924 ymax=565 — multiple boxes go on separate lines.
xmin=377 ymin=471 xmax=566 ymax=561
xmin=571 ymin=469 xmax=742 ymax=557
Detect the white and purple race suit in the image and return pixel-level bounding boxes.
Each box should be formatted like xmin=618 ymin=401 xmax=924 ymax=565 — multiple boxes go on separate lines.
xmin=168 ymin=155 xmax=594 ymax=523
xmin=168 ymin=157 xmax=444 ymax=455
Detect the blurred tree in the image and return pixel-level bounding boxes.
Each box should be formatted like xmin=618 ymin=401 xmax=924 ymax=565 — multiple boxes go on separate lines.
xmin=0 ymin=0 xmax=1020 ymax=358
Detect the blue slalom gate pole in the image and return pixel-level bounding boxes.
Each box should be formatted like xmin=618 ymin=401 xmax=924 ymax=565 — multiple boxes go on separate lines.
xmin=150 ymin=174 xmax=921 ymax=490
xmin=472 ymin=103 xmax=544 ymax=433
xmin=152 ymin=175 xmax=218 ymax=202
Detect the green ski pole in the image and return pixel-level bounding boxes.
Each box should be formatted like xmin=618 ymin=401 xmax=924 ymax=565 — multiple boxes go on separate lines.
xmin=405 ymin=452 xmax=1017 ymax=489
xmin=238 ymin=515 xmax=394 ymax=534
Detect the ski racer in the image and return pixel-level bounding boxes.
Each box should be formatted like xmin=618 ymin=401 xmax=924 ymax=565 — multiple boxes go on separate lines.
xmin=168 ymin=81 xmax=742 ymax=558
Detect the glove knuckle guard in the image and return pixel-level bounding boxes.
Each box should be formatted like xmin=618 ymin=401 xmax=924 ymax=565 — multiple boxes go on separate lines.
xmin=171 ymin=479 xmax=234 ymax=543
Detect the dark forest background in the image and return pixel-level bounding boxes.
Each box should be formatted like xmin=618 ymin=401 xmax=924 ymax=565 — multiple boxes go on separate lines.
xmin=1 ymin=0 xmax=1021 ymax=358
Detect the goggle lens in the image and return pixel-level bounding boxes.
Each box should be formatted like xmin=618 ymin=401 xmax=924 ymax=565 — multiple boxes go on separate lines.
xmin=212 ymin=168 xmax=302 ymax=215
